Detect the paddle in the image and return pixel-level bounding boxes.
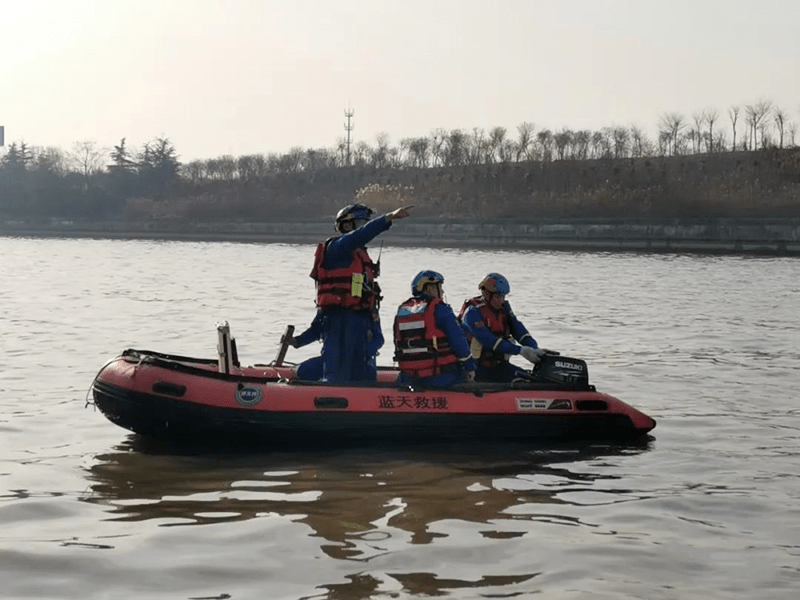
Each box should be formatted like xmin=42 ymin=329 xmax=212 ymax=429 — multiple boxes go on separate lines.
xmin=274 ymin=324 xmax=295 ymax=366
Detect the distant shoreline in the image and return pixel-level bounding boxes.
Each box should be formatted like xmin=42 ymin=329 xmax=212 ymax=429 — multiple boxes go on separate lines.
xmin=2 ymin=218 xmax=799 ymax=256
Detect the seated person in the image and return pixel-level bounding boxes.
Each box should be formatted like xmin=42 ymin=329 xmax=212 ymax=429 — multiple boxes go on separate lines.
xmin=289 ymin=310 xmax=383 ymax=381
xmin=458 ymin=272 xmax=545 ymax=383
xmin=394 ymin=270 xmax=476 ymax=388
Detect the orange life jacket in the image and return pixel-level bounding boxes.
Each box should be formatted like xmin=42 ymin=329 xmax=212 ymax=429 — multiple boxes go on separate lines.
xmin=457 ymin=296 xmax=511 ymax=367
xmin=310 ymin=238 xmax=380 ymax=311
xmin=394 ymin=297 xmax=459 ymax=378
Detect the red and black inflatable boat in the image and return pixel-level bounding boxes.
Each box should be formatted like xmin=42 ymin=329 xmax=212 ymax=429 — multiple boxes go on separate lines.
xmin=90 ymin=332 xmax=656 ymax=445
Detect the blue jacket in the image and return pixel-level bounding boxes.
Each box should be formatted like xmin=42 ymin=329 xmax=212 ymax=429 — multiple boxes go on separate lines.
xmin=460 ymin=299 xmax=538 ymax=358
xmin=431 ymin=302 xmax=476 ymax=372
xmin=322 ymin=216 xmax=391 ymax=270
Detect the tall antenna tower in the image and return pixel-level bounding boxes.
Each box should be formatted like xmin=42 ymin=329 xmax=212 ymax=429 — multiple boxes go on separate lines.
xmin=344 ymin=108 xmax=354 ymax=166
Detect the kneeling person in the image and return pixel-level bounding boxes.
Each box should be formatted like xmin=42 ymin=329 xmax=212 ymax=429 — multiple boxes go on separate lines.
xmin=394 ymin=270 xmax=476 ymax=387
xmin=289 ymin=309 xmax=383 ymax=381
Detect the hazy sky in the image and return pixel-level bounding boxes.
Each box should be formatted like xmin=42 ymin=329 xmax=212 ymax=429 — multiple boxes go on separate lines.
xmin=2 ymin=0 xmax=798 ymax=161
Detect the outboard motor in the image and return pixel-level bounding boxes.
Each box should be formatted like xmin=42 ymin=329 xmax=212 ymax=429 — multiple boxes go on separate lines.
xmin=535 ymin=353 xmax=589 ymax=386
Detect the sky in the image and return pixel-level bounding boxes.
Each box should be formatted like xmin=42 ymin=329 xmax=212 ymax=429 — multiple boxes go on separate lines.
xmin=1 ymin=0 xmax=799 ymax=162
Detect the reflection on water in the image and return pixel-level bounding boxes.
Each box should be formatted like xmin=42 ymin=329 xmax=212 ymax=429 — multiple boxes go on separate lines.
xmin=83 ymin=436 xmax=653 ymax=562
xmin=79 ymin=437 xmax=655 ymax=597
xmin=312 ymin=572 xmax=539 ymax=600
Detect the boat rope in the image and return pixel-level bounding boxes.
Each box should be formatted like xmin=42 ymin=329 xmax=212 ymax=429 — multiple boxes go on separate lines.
xmin=84 ymin=355 xmax=121 ymax=409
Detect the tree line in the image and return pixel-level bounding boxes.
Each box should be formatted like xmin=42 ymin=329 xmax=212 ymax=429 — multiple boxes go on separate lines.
xmin=182 ymin=99 xmax=798 ymax=180
xmin=1 ymin=98 xmax=798 ymax=222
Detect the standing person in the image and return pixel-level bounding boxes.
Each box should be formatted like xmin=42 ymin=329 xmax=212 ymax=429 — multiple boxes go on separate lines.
xmin=311 ymin=202 xmax=411 ymax=383
xmin=394 ymin=270 xmax=476 ymax=388
xmin=458 ymin=272 xmax=545 ymax=383
xmin=288 ymin=310 xmax=384 ymax=381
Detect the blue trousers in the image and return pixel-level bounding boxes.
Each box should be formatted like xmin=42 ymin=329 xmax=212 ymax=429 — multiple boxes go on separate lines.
xmin=475 ymin=361 xmax=525 ymax=384
xmin=296 ymin=355 xmax=377 ymax=382
xmin=320 ymin=308 xmax=375 ymax=383
xmin=396 ymin=364 xmax=467 ymax=388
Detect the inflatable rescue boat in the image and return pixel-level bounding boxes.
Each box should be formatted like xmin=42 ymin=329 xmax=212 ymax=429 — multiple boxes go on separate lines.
xmin=90 ymin=324 xmax=656 ymax=445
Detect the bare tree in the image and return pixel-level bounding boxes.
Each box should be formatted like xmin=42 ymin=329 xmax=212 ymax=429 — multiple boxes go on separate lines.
xmin=729 ymin=105 xmax=740 ymax=151
xmin=264 ymin=153 xmax=282 ymax=174
xmin=656 ymin=130 xmax=670 ymax=155
xmin=302 ymin=148 xmax=324 ymax=172
xmin=773 ymin=106 xmax=787 ymax=148
xmin=372 ymin=133 xmax=391 ymax=169
xmin=467 ymin=128 xmax=487 ymax=164
xmin=182 ymin=160 xmax=206 ymax=184
xmin=759 ymin=125 xmax=774 ymax=149
xmin=488 ymin=126 xmax=507 ymax=163
xmin=429 ymin=129 xmax=447 ymax=167
xmin=498 ymin=138 xmax=515 ymax=163
xmin=712 ymin=130 xmax=729 ymax=152
xmin=745 ymin=100 xmax=772 ymax=149
xmin=353 ymin=141 xmax=371 ymax=167
xmin=203 ymin=157 xmax=222 ymax=180
xmin=535 ymin=129 xmax=554 ymax=161
xmin=251 ymin=154 xmax=267 ymax=177
xmin=629 ymin=126 xmax=647 ymax=157
xmin=659 ymin=112 xmax=685 ymax=155
xmin=237 ymin=155 xmax=258 ymax=182
xmin=515 ymin=122 xmax=535 ymax=161
xmin=216 ymin=155 xmax=237 ymax=181
xmin=385 ymin=145 xmax=402 ymax=169
xmin=572 ymin=130 xmax=591 ymax=159
xmin=787 ymin=122 xmax=797 ymax=148
xmin=611 ymin=126 xmax=630 ymax=158
xmin=334 ymin=137 xmax=348 ymax=167
xmin=590 ymin=129 xmax=612 ymax=159
xmin=553 ymin=128 xmax=572 ymax=160
xmin=401 ymin=136 xmax=430 ymax=168
xmin=444 ymin=129 xmax=467 ymax=166
xmin=744 ymin=104 xmax=757 ymax=149
xmin=692 ymin=111 xmax=705 ymax=153
xmin=68 ymin=140 xmax=106 ymax=182
xmin=281 ymin=147 xmax=305 ymax=172
xmin=32 ymin=146 xmax=67 ymax=175
xmin=705 ymin=108 xmax=719 ymax=152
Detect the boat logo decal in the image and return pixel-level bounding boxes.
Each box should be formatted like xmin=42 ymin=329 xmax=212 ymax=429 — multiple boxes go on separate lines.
xmin=554 ymin=360 xmax=584 ymax=371
xmin=516 ymin=398 xmax=572 ymax=411
xmin=236 ymin=386 xmax=263 ymax=407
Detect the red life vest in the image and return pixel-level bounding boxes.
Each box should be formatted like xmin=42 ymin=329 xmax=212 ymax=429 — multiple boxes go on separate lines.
xmin=310 ymin=238 xmax=380 ymax=311
xmin=457 ymin=296 xmax=511 ymax=367
xmin=394 ymin=297 xmax=459 ymax=378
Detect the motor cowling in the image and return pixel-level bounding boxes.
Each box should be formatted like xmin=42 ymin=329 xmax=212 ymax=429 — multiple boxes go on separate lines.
xmin=534 ymin=353 xmax=589 ymax=386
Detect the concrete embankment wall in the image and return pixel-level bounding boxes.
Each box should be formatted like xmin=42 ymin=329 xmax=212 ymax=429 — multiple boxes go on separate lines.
xmin=2 ymin=219 xmax=800 ymax=255
xmin=392 ymin=220 xmax=800 ymax=254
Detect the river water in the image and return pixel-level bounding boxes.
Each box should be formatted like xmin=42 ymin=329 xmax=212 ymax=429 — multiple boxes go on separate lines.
xmin=1 ymin=236 xmax=799 ymax=599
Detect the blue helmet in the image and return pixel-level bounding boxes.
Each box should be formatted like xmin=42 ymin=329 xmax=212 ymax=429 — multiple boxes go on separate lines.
xmin=479 ymin=272 xmax=510 ymax=295
xmin=411 ymin=270 xmax=444 ymax=297
xmin=335 ymin=203 xmax=374 ymax=232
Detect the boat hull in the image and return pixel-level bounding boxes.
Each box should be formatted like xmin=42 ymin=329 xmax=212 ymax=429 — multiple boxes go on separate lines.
xmin=91 ymin=351 xmax=656 ymax=445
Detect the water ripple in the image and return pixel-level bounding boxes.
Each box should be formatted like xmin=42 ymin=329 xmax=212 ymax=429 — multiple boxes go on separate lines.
xmin=2 ymin=238 xmax=800 ymax=599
